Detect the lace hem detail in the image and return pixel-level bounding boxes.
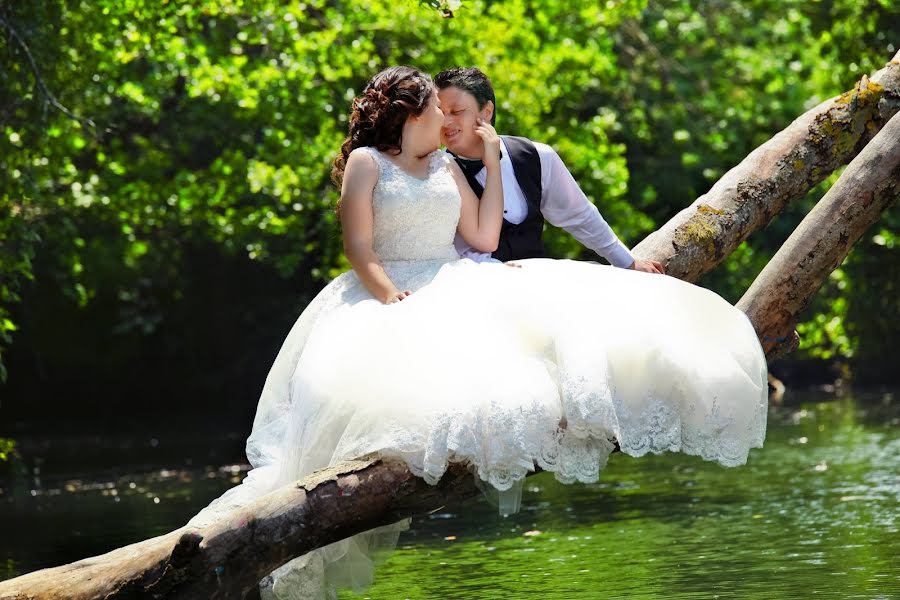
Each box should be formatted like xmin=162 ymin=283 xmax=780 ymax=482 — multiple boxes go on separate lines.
xmin=335 ymin=387 xmax=766 ymax=494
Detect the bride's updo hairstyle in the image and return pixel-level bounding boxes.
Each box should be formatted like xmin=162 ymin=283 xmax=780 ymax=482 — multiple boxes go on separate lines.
xmin=331 ymin=66 xmax=436 ymax=186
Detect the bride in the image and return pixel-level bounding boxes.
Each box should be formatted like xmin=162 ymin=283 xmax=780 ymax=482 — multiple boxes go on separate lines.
xmin=190 ymin=65 xmax=768 ymax=598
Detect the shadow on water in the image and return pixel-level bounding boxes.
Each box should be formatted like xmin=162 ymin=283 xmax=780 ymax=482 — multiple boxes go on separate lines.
xmin=1 ymin=388 xmax=898 ymax=599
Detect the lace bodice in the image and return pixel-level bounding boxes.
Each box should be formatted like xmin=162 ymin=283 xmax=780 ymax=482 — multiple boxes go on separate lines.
xmin=355 ymin=147 xmax=461 ymax=262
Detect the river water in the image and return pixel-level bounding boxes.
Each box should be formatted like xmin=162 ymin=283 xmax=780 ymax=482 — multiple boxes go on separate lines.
xmin=1 ymin=389 xmax=897 ymax=598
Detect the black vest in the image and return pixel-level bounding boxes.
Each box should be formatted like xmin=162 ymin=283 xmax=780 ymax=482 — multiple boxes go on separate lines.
xmin=455 ymin=136 xmax=545 ymax=262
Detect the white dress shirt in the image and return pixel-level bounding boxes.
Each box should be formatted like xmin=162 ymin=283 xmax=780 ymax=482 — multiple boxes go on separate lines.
xmin=453 ymin=138 xmax=635 ymax=268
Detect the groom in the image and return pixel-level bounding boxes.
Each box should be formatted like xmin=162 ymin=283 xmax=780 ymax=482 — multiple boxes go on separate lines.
xmin=436 ymin=67 xmax=665 ymax=274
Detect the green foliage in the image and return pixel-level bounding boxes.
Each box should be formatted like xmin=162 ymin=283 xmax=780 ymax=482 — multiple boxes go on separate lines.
xmin=0 ymin=200 xmax=39 ymax=383
xmin=1 ymin=0 xmax=898 ymax=380
xmin=0 ymin=437 xmax=15 ymax=462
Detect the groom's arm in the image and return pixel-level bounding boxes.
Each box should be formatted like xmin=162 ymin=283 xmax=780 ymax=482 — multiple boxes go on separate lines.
xmin=535 ymin=142 xmax=635 ymax=268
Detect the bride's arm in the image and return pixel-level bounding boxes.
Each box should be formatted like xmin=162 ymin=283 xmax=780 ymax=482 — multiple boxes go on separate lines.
xmin=454 ymin=119 xmax=504 ymax=252
xmin=340 ymin=150 xmax=411 ymax=304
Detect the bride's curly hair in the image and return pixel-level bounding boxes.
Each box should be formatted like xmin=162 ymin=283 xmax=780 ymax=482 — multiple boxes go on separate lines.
xmin=331 ymin=66 xmax=436 ymax=188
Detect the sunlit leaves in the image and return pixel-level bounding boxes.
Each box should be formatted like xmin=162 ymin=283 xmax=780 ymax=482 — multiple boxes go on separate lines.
xmin=1 ymin=0 xmax=897 ymax=380
xmin=0 ymin=437 xmax=16 ymax=462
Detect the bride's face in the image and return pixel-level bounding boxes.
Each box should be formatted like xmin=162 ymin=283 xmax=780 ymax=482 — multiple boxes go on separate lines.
xmin=408 ymin=90 xmax=445 ymax=151
xmin=439 ymin=86 xmax=493 ymax=159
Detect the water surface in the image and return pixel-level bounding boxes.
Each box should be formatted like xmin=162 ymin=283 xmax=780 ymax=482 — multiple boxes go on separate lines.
xmin=1 ymin=390 xmax=897 ymax=598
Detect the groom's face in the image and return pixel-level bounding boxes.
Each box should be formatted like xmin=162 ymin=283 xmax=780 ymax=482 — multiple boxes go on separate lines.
xmin=438 ymin=86 xmax=494 ymax=158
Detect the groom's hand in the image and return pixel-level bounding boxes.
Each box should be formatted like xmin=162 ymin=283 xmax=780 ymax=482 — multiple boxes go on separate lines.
xmin=629 ymin=258 xmax=666 ymax=274
xmin=474 ymin=118 xmax=502 ymax=169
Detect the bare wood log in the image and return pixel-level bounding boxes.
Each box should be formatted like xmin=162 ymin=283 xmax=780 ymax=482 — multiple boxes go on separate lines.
xmin=0 ymin=457 xmax=483 ymax=599
xmin=736 ymin=112 xmax=900 ymax=361
xmin=632 ymin=51 xmax=900 ymax=282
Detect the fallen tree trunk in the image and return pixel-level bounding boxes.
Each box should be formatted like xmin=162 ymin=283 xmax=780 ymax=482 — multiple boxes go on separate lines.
xmin=632 ymin=50 xmax=900 ymax=283
xmin=0 ymin=458 xmax=484 ymax=599
xmin=737 ymin=111 xmax=900 ymax=361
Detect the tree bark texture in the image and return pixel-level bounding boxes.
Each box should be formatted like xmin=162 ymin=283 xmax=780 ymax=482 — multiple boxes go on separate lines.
xmin=0 ymin=458 xmax=482 ymax=599
xmin=632 ymin=51 xmax=900 ymax=283
xmin=737 ymin=111 xmax=900 ymax=360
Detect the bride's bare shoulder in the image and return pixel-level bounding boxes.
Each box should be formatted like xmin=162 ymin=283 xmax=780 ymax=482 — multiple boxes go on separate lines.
xmin=344 ymin=147 xmax=380 ymax=179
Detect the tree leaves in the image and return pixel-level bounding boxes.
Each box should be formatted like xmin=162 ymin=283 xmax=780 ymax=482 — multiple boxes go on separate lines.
xmin=1 ymin=0 xmax=897 ymax=381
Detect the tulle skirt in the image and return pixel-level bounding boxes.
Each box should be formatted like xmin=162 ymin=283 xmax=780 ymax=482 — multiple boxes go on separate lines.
xmin=189 ymin=257 xmax=768 ymax=598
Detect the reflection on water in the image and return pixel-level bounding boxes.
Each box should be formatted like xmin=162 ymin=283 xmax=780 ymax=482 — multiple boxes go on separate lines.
xmin=1 ymin=390 xmax=898 ymax=598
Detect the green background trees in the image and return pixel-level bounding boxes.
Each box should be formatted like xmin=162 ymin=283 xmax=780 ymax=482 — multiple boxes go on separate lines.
xmin=1 ymin=1 xmax=898 ymax=425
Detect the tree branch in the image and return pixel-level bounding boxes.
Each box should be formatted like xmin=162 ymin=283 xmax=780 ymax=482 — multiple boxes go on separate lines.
xmin=0 ymin=14 xmax=97 ymax=134
xmin=737 ymin=111 xmax=900 ymax=360
xmin=632 ymin=51 xmax=900 ymax=283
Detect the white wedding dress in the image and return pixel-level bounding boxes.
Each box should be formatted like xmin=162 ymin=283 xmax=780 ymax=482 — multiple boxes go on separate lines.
xmin=189 ymin=146 xmax=768 ymax=598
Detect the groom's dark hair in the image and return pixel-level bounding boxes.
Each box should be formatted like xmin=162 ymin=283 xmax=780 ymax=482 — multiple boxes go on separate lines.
xmin=434 ymin=67 xmax=496 ymax=126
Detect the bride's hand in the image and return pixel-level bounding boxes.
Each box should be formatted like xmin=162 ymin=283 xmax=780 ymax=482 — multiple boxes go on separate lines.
xmin=475 ymin=118 xmax=501 ymax=170
xmin=385 ymin=289 xmax=412 ymax=304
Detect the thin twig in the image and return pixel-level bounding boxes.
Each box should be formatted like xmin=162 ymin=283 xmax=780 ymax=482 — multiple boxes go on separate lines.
xmin=0 ymin=14 xmax=98 ymax=134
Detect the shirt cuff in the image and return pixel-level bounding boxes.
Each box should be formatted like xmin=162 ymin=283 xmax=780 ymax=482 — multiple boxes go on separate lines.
xmin=460 ymin=249 xmax=494 ymax=263
xmin=604 ymin=241 xmax=634 ymax=269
